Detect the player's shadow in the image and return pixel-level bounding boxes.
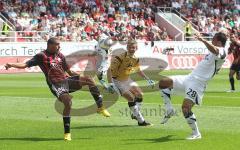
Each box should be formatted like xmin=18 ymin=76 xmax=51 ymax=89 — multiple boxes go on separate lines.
xmin=141 ymin=135 xmax=184 ymax=143
xmin=123 ymin=135 xmax=184 ymax=144
xmin=0 ymin=137 xmax=90 ymax=142
xmin=72 ymin=125 xmax=135 ymax=130
xmin=205 ymin=91 xmax=228 ymax=94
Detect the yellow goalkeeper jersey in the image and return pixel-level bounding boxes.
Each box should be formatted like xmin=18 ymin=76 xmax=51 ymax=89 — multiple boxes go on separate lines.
xmin=110 ymin=52 xmax=140 ymax=81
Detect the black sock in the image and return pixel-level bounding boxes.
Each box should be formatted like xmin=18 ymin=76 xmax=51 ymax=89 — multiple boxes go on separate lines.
xmin=89 ymin=86 xmax=103 ymax=108
xmin=63 ymin=116 xmax=71 ymax=134
xmin=134 ymin=97 xmax=142 ymax=103
xmin=128 ymin=101 xmax=136 ymax=107
xmin=230 ymin=77 xmax=235 ymax=90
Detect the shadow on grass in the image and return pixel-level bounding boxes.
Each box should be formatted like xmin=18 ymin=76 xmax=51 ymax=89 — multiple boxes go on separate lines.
xmin=0 ymin=137 xmax=90 ymax=141
xmin=205 ymin=91 xmax=229 ymax=94
xmin=123 ymin=135 xmax=184 ymax=144
xmin=72 ymin=125 xmax=136 ymax=130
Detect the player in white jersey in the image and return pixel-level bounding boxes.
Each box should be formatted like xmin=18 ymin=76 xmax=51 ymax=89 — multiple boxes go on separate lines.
xmin=158 ymin=32 xmax=228 ymax=140
xmin=95 ymin=33 xmax=114 ymax=89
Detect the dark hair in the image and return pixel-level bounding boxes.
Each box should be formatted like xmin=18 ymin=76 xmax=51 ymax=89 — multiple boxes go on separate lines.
xmin=215 ymin=32 xmax=227 ymax=46
xmin=47 ymin=37 xmax=59 ymax=45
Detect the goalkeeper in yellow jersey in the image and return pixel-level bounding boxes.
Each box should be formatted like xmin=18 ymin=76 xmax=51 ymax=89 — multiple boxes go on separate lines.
xmin=107 ymin=40 xmax=155 ymax=126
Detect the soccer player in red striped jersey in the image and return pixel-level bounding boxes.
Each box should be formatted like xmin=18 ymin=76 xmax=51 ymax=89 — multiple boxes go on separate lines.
xmin=227 ymin=33 xmax=240 ymax=92
xmin=5 ymin=38 xmax=110 ymax=141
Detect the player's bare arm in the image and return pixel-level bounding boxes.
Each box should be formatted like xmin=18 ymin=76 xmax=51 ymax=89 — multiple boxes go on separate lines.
xmin=138 ymin=70 xmax=155 ymax=88
xmin=137 ymin=70 xmax=149 ymax=80
xmin=194 ymin=33 xmax=219 ymax=55
xmin=5 ymin=63 xmax=28 ymax=70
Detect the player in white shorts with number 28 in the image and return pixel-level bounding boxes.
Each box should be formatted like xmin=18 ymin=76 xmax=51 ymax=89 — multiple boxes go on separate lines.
xmin=158 ymin=32 xmax=228 ymax=140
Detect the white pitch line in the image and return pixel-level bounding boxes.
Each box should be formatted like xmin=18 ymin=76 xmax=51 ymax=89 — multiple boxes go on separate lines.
xmin=0 ymin=96 xmax=240 ymax=109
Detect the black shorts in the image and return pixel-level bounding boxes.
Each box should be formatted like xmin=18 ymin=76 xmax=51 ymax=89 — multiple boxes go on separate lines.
xmin=49 ymin=76 xmax=82 ymax=98
xmin=230 ymin=64 xmax=240 ymax=72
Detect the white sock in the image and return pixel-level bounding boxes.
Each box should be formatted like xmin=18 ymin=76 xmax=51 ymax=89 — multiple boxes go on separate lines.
xmin=160 ymin=88 xmax=173 ymax=110
xmin=136 ymin=102 xmax=142 ymax=111
xmin=135 ymin=97 xmax=143 ymax=111
xmin=186 ymin=113 xmax=200 ymax=135
xmin=130 ymin=105 xmax=144 ymax=123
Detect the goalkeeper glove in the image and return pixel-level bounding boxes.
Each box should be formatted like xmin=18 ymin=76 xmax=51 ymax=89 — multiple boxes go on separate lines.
xmin=146 ymin=78 xmax=155 ymax=89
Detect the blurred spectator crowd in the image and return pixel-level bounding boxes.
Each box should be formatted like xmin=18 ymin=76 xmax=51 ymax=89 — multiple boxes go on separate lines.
xmin=0 ymin=0 xmax=170 ymax=42
xmin=165 ymin=0 xmax=240 ymax=37
xmin=0 ymin=0 xmax=239 ymax=42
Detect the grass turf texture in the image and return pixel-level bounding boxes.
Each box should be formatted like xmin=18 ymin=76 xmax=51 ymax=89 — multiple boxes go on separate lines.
xmin=0 ymin=69 xmax=240 ymax=150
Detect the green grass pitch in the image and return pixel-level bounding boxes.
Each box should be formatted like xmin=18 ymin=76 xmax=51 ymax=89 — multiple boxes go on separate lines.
xmin=0 ymin=69 xmax=240 ymax=150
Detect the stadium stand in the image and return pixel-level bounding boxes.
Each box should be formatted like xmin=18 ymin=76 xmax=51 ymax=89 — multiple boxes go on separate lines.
xmin=0 ymin=0 xmax=239 ymax=42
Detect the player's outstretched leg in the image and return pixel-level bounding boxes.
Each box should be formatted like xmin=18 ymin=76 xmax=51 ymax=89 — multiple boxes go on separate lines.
xmin=182 ymin=99 xmax=201 ymax=140
xmin=81 ymin=76 xmax=110 ymax=117
xmin=59 ymin=94 xmax=72 ymax=141
xmin=159 ymin=78 xmax=176 ymax=124
xmin=160 ymin=88 xmax=176 ymax=124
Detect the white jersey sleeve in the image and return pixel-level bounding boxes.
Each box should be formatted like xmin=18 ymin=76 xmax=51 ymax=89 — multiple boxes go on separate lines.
xmin=190 ymin=47 xmax=227 ymax=82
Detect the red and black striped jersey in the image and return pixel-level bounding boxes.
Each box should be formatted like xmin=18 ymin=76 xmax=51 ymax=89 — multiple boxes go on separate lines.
xmin=26 ymin=50 xmax=70 ymax=84
xmin=229 ymin=42 xmax=240 ymax=64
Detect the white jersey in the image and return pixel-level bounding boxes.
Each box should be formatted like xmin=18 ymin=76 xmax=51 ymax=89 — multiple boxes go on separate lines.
xmin=96 ymin=35 xmax=113 ymax=56
xmin=190 ymin=47 xmax=227 ymax=82
xmin=97 ymin=39 xmax=110 ymax=51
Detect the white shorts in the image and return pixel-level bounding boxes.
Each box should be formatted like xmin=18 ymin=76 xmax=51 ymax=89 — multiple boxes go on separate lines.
xmin=170 ymin=75 xmax=207 ymax=105
xmin=112 ymin=78 xmax=138 ymax=95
